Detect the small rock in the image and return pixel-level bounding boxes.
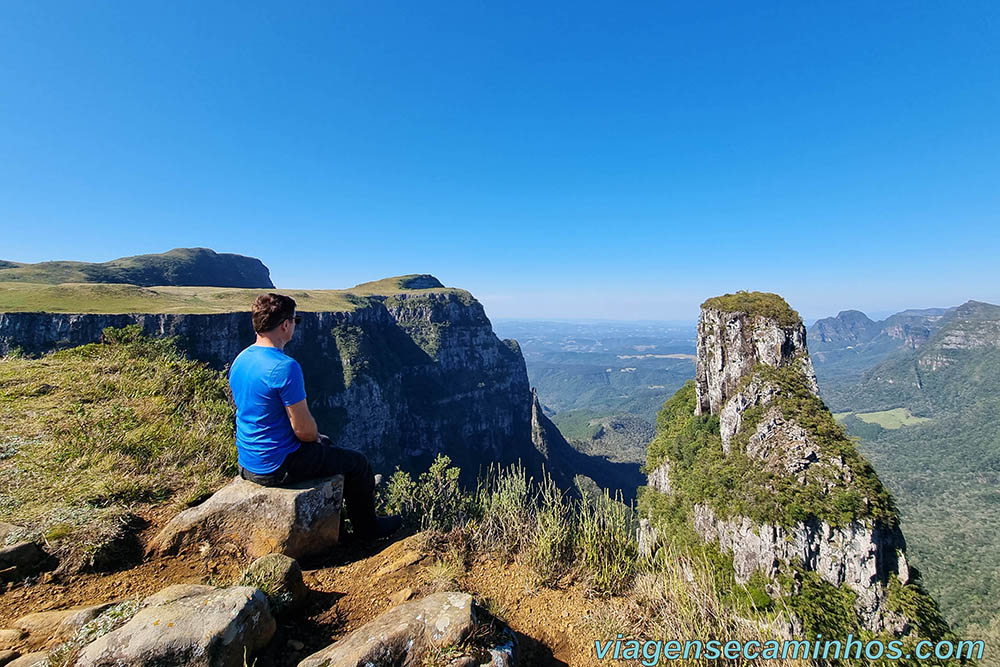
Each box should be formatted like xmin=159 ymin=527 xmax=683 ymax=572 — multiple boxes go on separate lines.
xmin=0 ymin=649 xmax=20 ymax=667
xmin=388 ymin=587 xmax=414 ymax=606
xmin=287 ymin=639 xmax=305 ymax=651
xmin=239 ymin=553 xmax=308 ymax=613
xmin=149 ymin=476 xmax=343 ymax=560
xmin=375 ymin=551 xmax=425 ymax=577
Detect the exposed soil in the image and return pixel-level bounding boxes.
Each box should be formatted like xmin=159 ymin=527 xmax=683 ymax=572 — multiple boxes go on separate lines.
xmin=0 ymin=523 xmax=606 ymax=666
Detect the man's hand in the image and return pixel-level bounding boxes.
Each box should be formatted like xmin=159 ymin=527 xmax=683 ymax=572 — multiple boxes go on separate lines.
xmin=285 ymin=398 xmax=319 ymax=443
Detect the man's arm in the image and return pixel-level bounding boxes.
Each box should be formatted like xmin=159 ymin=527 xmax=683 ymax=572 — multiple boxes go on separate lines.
xmin=285 ymin=399 xmax=319 ymax=443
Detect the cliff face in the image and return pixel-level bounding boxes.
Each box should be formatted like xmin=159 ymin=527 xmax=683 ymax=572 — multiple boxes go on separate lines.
xmin=0 ymin=287 xmax=539 ymax=480
xmin=642 ymin=292 xmax=946 ymax=638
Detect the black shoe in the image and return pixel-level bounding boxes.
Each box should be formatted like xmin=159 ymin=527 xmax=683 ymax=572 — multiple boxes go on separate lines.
xmin=362 ymin=515 xmax=402 ymax=541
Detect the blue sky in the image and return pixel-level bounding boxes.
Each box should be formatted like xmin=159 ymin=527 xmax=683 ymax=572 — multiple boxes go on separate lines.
xmin=2 ymin=2 xmax=998 ymax=321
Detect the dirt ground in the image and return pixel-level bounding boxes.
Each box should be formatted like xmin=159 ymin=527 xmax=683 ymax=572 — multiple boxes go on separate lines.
xmin=0 ymin=521 xmax=608 ymax=666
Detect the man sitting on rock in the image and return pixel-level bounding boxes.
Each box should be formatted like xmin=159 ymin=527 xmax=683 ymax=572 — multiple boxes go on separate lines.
xmin=228 ymin=293 xmax=401 ymax=541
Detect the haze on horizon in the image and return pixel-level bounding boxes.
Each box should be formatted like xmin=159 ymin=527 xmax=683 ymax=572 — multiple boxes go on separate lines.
xmin=2 ymin=3 xmax=998 ymax=321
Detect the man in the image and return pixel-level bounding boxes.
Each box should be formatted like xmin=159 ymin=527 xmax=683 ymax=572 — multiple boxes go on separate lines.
xmin=228 ymin=292 xmax=401 ymax=541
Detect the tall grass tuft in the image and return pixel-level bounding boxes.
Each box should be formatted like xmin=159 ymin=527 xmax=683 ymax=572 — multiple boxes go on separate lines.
xmin=577 ymin=488 xmax=638 ymax=594
xmin=472 ymin=462 xmax=533 ymax=560
xmin=527 ymin=470 xmax=574 ymax=586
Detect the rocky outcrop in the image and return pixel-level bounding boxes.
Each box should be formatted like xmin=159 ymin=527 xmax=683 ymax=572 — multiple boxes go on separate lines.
xmin=691 ymin=505 xmax=910 ymax=633
xmin=149 ymin=476 xmax=343 ymax=560
xmin=694 ymin=301 xmax=817 ymax=417
xmin=75 ymin=585 xmax=275 ymax=667
xmin=642 ymin=291 xmax=940 ymax=637
xmin=298 ymin=592 xmax=516 ymax=667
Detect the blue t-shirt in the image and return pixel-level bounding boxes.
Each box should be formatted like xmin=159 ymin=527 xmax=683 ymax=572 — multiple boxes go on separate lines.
xmin=228 ymin=345 xmax=307 ymax=474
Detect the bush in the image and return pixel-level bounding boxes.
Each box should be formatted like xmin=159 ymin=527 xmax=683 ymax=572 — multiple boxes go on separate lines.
xmin=378 ymin=454 xmax=472 ymax=533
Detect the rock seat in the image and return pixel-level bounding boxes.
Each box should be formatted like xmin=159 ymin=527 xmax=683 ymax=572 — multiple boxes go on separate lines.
xmin=149 ymin=475 xmax=343 ymax=560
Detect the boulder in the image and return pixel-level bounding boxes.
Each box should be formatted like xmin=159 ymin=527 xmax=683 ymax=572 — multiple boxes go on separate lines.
xmin=141 ymin=584 xmax=217 ymax=607
xmin=0 ymin=524 xmax=47 ymax=583
xmin=0 ymin=650 xmax=19 ymax=666
xmin=13 ymin=603 xmax=114 ymax=648
xmin=4 ymin=653 xmax=47 ymax=667
xmin=75 ymin=586 xmax=275 ymax=667
xmin=149 ymin=475 xmax=343 ymax=560
xmin=0 ymin=629 xmax=25 ymax=649
xmin=298 ymin=592 xmax=517 ymax=667
xmin=239 ymin=553 xmax=308 ymax=613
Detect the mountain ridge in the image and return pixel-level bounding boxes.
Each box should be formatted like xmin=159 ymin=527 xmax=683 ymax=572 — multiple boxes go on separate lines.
xmin=0 ymin=247 xmax=274 ymax=289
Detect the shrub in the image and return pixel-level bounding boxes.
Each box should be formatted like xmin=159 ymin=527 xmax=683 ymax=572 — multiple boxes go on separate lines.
xmin=378 ymin=454 xmax=471 ymax=533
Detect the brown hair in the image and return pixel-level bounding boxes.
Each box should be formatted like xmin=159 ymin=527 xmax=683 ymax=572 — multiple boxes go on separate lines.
xmin=251 ymin=293 xmax=297 ymax=333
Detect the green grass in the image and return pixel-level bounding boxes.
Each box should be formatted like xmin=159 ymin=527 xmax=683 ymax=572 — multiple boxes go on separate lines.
xmin=852 ymin=408 xmax=933 ymax=429
xmin=0 ymin=325 xmax=236 ymax=570
xmin=0 ymin=275 xmax=462 ymax=314
xmin=701 ymin=291 xmax=801 ymax=327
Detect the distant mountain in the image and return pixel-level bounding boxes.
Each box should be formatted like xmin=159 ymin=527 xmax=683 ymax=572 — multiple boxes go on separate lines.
xmin=821 ymin=299 xmax=1000 ymax=630
xmin=808 ymin=305 xmax=955 ymax=405
xmin=829 ymin=300 xmax=1000 ymax=414
xmin=0 ymin=247 xmax=274 ymax=288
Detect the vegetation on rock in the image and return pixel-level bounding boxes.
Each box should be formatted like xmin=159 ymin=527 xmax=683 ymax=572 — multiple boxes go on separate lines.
xmin=702 ymin=291 xmax=801 ymax=327
xmin=644 ymin=376 xmax=896 ymax=529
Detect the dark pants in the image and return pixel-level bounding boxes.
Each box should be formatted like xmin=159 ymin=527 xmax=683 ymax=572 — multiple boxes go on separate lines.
xmin=240 ymin=435 xmax=378 ymax=539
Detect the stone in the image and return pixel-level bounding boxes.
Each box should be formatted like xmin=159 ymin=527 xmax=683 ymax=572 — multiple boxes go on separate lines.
xmin=0 ymin=542 xmax=47 ymax=583
xmin=694 ymin=304 xmax=817 ymax=417
xmin=149 ymin=475 xmax=343 ymax=560
xmin=0 ymin=650 xmax=19 ymax=667
xmin=298 ymin=592 xmax=516 ymax=667
xmin=388 ymin=587 xmax=414 ymax=606
xmin=240 ymin=553 xmax=308 ymax=613
xmin=13 ymin=603 xmax=114 ymax=647
xmin=141 ymin=584 xmax=217 ymax=607
xmin=4 ymin=653 xmax=47 ymax=667
xmin=75 ymin=586 xmax=275 ymax=667
xmin=0 ymin=629 xmax=25 ymax=649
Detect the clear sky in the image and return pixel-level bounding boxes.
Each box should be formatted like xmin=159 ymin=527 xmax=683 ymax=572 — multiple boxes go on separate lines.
xmin=2 ymin=2 xmax=998 ymax=321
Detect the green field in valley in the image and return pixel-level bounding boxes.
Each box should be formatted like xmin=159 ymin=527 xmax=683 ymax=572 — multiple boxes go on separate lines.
xmin=834 ymin=407 xmax=933 ymax=430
